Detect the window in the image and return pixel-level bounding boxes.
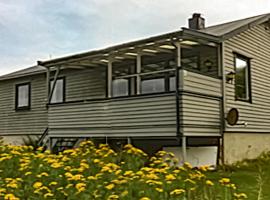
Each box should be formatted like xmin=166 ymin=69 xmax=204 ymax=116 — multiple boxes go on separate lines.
xmin=16 ymin=83 xmax=30 ymax=110
xmin=141 ymin=53 xmax=176 ymax=94
xmin=234 ymin=54 xmax=251 ymax=101
xmin=50 ymin=78 xmax=65 ymax=103
xmin=112 ymin=60 xmax=135 ymax=97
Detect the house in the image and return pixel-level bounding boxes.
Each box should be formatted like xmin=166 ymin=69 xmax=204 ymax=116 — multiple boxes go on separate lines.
xmin=1 ymin=13 xmax=270 ymax=164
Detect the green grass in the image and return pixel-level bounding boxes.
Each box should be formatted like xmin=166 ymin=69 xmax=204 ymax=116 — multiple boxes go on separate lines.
xmin=209 ymin=153 xmax=270 ymax=200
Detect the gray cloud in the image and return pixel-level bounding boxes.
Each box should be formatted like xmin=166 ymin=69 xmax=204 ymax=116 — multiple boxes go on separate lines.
xmin=0 ymin=0 xmax=269 ymax=75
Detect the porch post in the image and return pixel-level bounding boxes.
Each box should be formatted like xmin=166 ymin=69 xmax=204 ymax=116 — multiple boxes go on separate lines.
xmin=176 ymin=42 xmax=187 ymax=162
xmin=46 ymin=67 xmax=50 ymax=104
xmin=136 ymin=53 xmax=141 ymax=94
xmin=107 ymin=60 xmax=113 ymax=97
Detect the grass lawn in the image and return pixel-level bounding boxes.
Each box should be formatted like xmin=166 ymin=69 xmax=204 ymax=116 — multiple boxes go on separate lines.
xmin=209 ymin=154 xmax=270 ymax=200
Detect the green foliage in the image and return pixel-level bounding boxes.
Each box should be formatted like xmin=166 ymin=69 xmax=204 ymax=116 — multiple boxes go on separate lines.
xmin=0 ymin=141 xmax=247 ymax=200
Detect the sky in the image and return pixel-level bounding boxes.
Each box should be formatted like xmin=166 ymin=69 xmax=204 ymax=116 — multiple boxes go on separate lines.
xmin=0 ymin=0 xmax=270 ymax=75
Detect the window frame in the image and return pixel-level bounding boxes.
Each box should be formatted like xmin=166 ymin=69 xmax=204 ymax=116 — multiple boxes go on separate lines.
xmin=234 ymin=53 xmax=252 ymax=103
xmin=15 ymin=82 xmax=31 ymax=111
xmin=49 ymin=77 xmax=65 ymax=104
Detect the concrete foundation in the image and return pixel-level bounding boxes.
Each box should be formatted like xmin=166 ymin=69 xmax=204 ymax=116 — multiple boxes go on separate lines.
xmin=224 ymin=133 xmax=270 ymax=164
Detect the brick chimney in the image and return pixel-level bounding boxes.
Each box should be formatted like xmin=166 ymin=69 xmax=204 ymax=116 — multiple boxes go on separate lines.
xmin=188 ymin=13 xmax=205 ymax=30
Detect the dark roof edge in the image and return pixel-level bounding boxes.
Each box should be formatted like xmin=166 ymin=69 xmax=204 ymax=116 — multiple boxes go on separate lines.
xmin=221 ymin=14 xmax=270 ymax=40
xmin=0 ymin=67 xmax=46 ymax=81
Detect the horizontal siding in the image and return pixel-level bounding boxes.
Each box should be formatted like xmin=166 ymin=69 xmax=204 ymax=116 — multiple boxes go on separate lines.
xmin=0 ymin=74 xmax=48 ymax=136
xmin=224 ymin=24 xmax=270 ymax=131
xmin=181 ymin=94 xmax=222 ymax=136
xmin=183 ymin=71 xmax=222 ymax=97
xmin=48 ymin=94 xmax=177 ymax=137
xmin=61 ymin=67 xmax=106 ymax=101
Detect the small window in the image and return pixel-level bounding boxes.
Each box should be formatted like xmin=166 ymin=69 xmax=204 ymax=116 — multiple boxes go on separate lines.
xmin=16 ymin=83 xmax=30 ymax=110
xmin=50 ymin=78 xmax=65 ymax=103
xmin=234 ymin=54 xmax=251 ymax=102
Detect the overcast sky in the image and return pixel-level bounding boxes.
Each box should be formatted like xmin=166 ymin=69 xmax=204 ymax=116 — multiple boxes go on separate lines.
xmin=0 ymin=0 xmax=269 ymax=75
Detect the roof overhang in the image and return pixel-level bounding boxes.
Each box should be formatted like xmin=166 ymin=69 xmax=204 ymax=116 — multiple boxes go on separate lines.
xmin=37 ymin=28 xmax=221 ymax=69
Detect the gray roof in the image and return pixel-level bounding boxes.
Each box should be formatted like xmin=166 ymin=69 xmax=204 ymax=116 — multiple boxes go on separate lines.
xmin=0 ymin=65 xmax=46 ymax=81
xmin=200 ymin=13 xmax=270 ymax=38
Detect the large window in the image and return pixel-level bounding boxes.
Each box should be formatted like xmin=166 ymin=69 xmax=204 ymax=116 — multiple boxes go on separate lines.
xmin=234 ymin=54 xmax=251 ymax=102
xmin=50 ymin=78 xmax=65 ymax=103
xmin=112 ymin=60 xmax=135 ymax=97
xmin=16 ymin=83 xmax=30 ymax=110
xmin=141 ymin=53 xmax=176 ymax=94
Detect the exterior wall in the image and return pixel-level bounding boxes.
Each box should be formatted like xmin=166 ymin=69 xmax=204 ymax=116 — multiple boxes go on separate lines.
xmin=0 ymin=74 xmax=48 ymax=144
xmin=61 ymin=67 xmax=106 ymax=101
xmin=181 ymin=70 xmax=222 ymax=136
xmin=224 ymin=133 xmax=270 ymax=164
xmin=224 ymin=23 xmax=270 ymax=132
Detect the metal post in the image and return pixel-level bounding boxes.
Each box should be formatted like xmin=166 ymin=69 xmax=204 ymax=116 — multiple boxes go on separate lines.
xmin=107 ymin=60 xmax=112 ymax=97
xmin=182 ymin=136 xmax=187 ymax=162
xmin=127 ymin=137 xmax=131 ymax=144
xmin=176 ymin=42 xmax=187 ymax=162
xmin=136 ymin=53 xmax=141 ymax=94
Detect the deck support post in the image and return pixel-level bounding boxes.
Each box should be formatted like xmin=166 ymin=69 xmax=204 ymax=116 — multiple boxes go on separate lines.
xmin=182 ymin=136 xmax=187 ymax=162
xmin=127 ymin=137 xmax=131 ymax=144
xmin=107 ymin=60 xmax=113 ymax=97
xmin=136 ymin=53 xmax=141 ymax=94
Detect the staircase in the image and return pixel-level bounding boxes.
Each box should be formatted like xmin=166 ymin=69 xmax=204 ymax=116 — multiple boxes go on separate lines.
xmin=37 ymin=128 xmax=79 ymax=153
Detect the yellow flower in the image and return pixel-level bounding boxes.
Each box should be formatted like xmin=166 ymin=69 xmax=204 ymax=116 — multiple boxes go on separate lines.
xmin=105 ymin=183 xmax=115 ymax=190
xmin=49 ymin=182 xmax=58 ymax=186
xmin=51 ymin=162 xmax=62 ymax=168
xmin=206 ymin=180 xmax=214 ymax=186
xmin=33 ymin=182 xmax=43 ymax=189
xmin=6 ymin=182 xmax=18 ymax=189
xmin=234 ymin=193 xmax=248 ymax=199
xmin=4 ymin=194 xmax=20 ymax=200
xmin=170 ymin=189 xmax=185 ymax=195
xmin=121 ymin=190 xmax=128 ymax=197
xmin=140 ymin=197 xmax=151 ymax=200
xmin=219 ymin=178 xmax=230 ymax=185
xmin=165 ymin=174 xmax=176 ymax=181
xmin=107 ymin=194 xmax=119 ymax=200
xmin=75 ymin=183 xmax=86 ymax=193
xmin=155 ymin=188 xmax=163 ymax=192
xmin=44 ymin=193 xmax=54 ymax=198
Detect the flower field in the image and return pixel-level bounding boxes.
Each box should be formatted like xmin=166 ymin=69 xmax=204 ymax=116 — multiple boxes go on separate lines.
xmin=0 ymin=141 xmax=247 ymax=200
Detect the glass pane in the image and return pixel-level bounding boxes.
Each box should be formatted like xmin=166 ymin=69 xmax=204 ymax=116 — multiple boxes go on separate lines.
xmin=170 ymin=76 xmax=176 ymax=91
xmin=235 ymin=57 xmax=248 ymax=100
xmin=50 ymin=79 xmax=63 ymax=103
xmin=18 ymin=85 xmax=29 ymax=107
xmin=112 ymin=79 xmax=129 ymax=97
xmin=141 ymin=78 xmax=165 ymax=94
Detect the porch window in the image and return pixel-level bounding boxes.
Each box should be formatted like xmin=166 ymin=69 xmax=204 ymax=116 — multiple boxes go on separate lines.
xmin=50 ymin=78 xmax=65 ymax=103
xmin=234 ymin=54 xmax=251 ymax=102
xmin=112 ymin=60 xmax=135 ymax=97
xmin=16 ymin=83 xmax=30 ymax=110
xmin=141 ymin=53 xmax=176 ymax=94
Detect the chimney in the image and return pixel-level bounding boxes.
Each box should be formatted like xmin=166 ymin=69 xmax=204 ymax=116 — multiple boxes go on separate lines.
xmin=188 ymin=13 xmax=205 ymax=30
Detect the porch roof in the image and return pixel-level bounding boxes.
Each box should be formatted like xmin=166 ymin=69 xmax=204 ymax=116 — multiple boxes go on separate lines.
xmin=37 ymin=28 xmax=220 ymax=69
